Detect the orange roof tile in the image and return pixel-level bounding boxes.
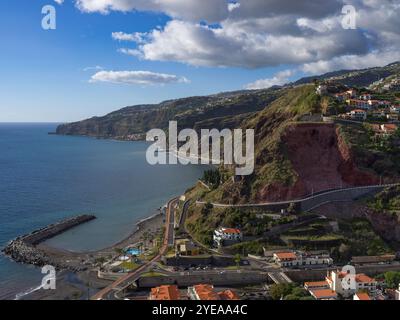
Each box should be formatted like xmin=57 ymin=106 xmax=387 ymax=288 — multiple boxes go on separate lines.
xmin=355 ymin=292 xmax=371 ymax=300
xmin=221 ymin=228 xmax=241 ymax=234
xmin=382 ymin=124 xmax=398 ymax=131
xmin=310 ymin=289 xmax=337 ymax=299
xmin=355 ymin=274 xmax=376 ymax=283
xmin=150 ymin=285 xmax=180 ymax=300
xmin=275 ymin=252 xmax=297 ymax=260
xmin=217 ymin=290 xmax=240 ymax=300
xmin=193 ymin=284 xmax=221 ymax=300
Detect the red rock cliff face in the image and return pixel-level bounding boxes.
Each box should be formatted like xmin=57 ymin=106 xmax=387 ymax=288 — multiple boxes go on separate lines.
xmin=257 ymin=123 xmax=379 ymax=202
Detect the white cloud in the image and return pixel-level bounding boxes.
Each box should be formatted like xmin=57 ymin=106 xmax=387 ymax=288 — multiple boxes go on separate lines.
xmin=245 ymin=70 xmax=294 ymax=89
xmin=83 ymin=65 xmax=104 ymax=71
xmin=128 ymin=20 xmax=369 ymax=68
xmin=54 ymin=0 xmax=64 ymax=4
xmin=89 ymin=70 xmax=190 ymax=86
xmin=111 ymin=32 xmax=144 ymax=42
xmin=77 ymin=0 xmax=400 ymax=73
xmin=75 ymin=0 xmax=230 ymax=22
xmin=228 ymin=2 xmax=240 ymax=12
xmin=118 ymin=48 xmax=141 ymax=57
xmin=301 ymin=50 xmax=400 ymax=75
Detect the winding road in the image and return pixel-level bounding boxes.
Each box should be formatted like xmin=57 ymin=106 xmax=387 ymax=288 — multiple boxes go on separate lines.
xmin=196 ymin=183 xmax=400 ymax=210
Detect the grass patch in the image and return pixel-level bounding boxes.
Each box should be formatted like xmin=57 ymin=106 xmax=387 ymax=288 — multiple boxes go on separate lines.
xmin=120 ymin=261 xmax=141 ymax=271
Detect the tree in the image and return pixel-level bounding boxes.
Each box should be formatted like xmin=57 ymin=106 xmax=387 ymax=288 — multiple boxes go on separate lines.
xmin=234 ymin=254 xmax=241 ymax=269
xmin=291 ymin=287 xmax=308 ymax=298
xmin=202 ymin=169 xmax=221 ymax=189
xmin=299 ymin=296 xmax=315 ymax=300
xmin=114 ymin=248 xmax=124 ymax=255
xmin=384 ymin=271 xmax=400 ymax=288
xmin=269 ymin=283 xmax=294 ymax=300
xmin=201 ymin=202 xmax=213 ymax=216
xmin=284 ymin=294 xmax=300 ymax=300
xmin=338 ymin=243 xmax=352 ymax=262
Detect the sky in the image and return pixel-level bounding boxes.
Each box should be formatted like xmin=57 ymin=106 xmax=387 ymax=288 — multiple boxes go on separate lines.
xmin=0 ymin=0 xmax=399 ymax=122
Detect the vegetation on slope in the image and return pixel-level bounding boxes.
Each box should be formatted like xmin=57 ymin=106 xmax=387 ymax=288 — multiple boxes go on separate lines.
xmin=338 ymin=123 xmax=400 ymax=180
xmin=56 ymin=89 xmax=282 ymax=139
xmin=201 ymin=84 xmax=321 ymax=204
xmin=295 ymin=61 xmax=400 ymax=88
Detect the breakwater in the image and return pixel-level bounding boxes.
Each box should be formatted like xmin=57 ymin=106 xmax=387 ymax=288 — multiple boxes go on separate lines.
xmin=2 ymin=215 xmax=96 ymax=270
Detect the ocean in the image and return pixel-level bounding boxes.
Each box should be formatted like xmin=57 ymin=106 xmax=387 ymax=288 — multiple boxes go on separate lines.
xmin=0 ymin=123 xmax=208 ymax=299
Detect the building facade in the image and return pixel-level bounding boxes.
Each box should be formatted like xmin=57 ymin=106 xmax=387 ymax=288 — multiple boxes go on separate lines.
xmin=213 ymin=227 xmax=243 ymax=247
xmin=273 ymin=251 xmax=333 ymax=268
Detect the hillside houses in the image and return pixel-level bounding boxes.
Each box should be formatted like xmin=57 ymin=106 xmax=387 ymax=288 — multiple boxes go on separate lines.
xmin=321 ymin=83 xmax=400 ymax=131
xmin=349 ymin=109 xmax=367 ymax=121
xmin=345 ymin=98 xmax=391 ymax=110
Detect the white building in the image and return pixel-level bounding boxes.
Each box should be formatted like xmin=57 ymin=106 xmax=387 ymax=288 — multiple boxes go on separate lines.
xmin=316 ymin=85 xmax=328 ymax=95
xmin=390 ymin=105 xmax=400 ymax=114
xmin=273 ymin=251 xmax=333 ymax=268
xmin=359 ymin=94 xmax=372 ymax=100
xmin=347 ymin=99 xmax=370 ymax=109
xmin=326 ymin=270 xmax=377 ymax=298
xmin=213 ymin=227 xmax=242 ymax=247
xmin=347 ymin=89 xmax=357 ymax=98
xmin=349 ymin=109 xmax=367 ymax=121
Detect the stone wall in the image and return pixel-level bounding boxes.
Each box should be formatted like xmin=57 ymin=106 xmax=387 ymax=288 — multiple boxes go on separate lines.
xmin=136 ymin=271 xmax=268 ymax=288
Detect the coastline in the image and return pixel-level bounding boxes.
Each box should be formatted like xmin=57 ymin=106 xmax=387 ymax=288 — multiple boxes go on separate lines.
xmin=12 ymin=210 xmax=165 ymax=300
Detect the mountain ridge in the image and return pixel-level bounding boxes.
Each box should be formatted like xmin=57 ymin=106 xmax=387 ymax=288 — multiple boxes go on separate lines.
xmin=56 ymin=61 xmax=400 ymax=140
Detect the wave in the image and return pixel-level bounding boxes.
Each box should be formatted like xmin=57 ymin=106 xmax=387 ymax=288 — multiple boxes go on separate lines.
xmin=14 ymin=283 xmax=43 ymax=300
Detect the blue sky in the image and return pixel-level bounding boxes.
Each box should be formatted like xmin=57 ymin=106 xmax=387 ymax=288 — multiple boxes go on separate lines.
xmin=0 ymin=0 xmax=398 ymax=122
xmin=0 ymin=0 xmax=289 ymax=122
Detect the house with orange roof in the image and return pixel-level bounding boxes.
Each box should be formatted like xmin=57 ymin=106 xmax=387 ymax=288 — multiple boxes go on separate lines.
xmin=273 ymin=252 xmax=297 ymax=267
xmin=309 ymin=288 xmax=337 ymax=300
xmin=188 ymin=284 xmax=240 ymax=301
xmin=188 ymin=284 xmax=220 ymax=300
xmin=346 ymin=99 xmax=370 ymax=110
xmin=349 ymin=109 xmax=367 ymax=120
xmin=380 ymin=123 xmax=398 ymax=134
xmin=213 ymin=227 xmax=243 ymax=247
xmin=273 ymin=251 xmax=333 ymax=268
xmin=149 ymin=285 xmax=181 ymax=300
xmin=353 ymin=292 xmax=371 ymax=300
xmin=217 ymin=289 xmax=240 ymax=300
xmin=325 ymin=270 xmax=377 ymax=298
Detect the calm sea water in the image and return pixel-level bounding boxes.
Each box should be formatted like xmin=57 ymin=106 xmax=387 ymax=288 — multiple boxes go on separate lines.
xmin=0 ymin=123 xmax=207 ymax=299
